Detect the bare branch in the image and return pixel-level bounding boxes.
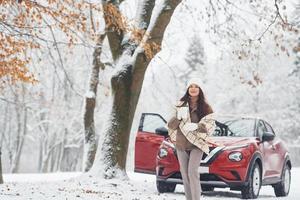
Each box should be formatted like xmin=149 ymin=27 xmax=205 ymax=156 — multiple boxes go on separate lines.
xmin=102 ymin=1 xmax=124 ymax=61
xmin=274 ymin=0 xmax=288 ymax=24
xmin=255 ymin=12 xmax=279 ymax=42
xmin=47 ymin=24 xmax=83 ymax=97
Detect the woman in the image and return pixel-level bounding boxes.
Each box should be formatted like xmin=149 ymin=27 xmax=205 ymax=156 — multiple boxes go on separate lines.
xmin=167 ymin=78 xmax=216 ymax=200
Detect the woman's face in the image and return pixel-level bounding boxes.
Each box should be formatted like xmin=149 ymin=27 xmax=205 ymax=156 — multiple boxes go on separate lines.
xmin=188 ymin=84 xmax=200 ymax=97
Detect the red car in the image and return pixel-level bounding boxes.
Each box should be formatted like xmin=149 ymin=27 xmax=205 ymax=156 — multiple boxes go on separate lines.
xmin=135 ymin=113 xmax=292 ymax=199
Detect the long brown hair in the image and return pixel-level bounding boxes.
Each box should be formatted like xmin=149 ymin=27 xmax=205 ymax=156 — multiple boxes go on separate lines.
xmin=179 ymin=86 xmax=213 ymax=119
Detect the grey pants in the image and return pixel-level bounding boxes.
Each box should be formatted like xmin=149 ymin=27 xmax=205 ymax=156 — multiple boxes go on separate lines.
xmin=177 ymin=148 xmax=204 ymax=200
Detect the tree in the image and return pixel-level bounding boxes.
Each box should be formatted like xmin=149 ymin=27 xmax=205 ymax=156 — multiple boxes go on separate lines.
xmin=184 ymin=35 xmax=206 ymax=81
xmin=0 ymin=0 xmax=101 ymax=173
xmin=84 ymin=0 xmax=182 ymax=178
xmin=291 ymin=0 xmax=300 ymax=76
xmin=83 ymin=34 xmax=106 ymax=172
xmin=185 ymin=35 xmax=205 ymax=68
xmin=294 ymin=38 xmax=300 ymax=75
xmin=286 ymin=3 xmax=300 ymax=142
xmin=0 ymin=150 xmax=3 ymax=184
xmin=0 ymin=0 xmax=101 ymax=85
xmin=0 ymin=85 xmax=29 ymax=173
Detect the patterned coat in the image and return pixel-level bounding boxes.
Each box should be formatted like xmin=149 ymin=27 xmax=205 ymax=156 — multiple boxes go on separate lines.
xmin=167 ymin=101 xmax=216 ymax=155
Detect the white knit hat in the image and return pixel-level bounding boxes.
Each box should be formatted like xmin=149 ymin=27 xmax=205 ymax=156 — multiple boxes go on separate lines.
xmin=186 ymin=77 xmax=204 ymax=89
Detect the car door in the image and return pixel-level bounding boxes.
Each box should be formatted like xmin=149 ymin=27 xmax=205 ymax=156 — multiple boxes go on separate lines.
xmin=257 ymin=120 xmax=280 ymax=178
xmin=134 ymin=113 xmax=167 ymax=174
xmin=263 ymin=121 xmax=282 ymax=176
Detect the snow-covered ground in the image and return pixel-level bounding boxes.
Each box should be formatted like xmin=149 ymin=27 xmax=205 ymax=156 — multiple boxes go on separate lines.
xmin=0 ymin=168 xmax=299 ymax=200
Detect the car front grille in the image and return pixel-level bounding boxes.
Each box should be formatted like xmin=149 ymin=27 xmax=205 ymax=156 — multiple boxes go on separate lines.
xmin=168 ymin=172 xmax=222 ymax=182
xmin=200 ymin=173 xmax=222 ymax=182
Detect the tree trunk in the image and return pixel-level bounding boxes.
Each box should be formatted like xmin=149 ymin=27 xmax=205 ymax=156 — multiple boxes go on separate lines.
xmin=11 ymin=86 xmax=27 ymax=173
xmin=41 ymin=136 xmax=50 ymax=172
xmin=56 ymin=128 xmax=67 ymax=171
xmin=99 ymin=66 xmax=134 ymax=177
xmin=83 ymin=34 xmax=106 ymax=172
xmin=0 ymin=150 xmax=3 ymax=184
xmin=13 ymin=106 xmax=27 ymax=173
xmin=0 ymin=103 xmax=8 ymax=181
xmin=92 ymin=0 xmax=182 ymax=178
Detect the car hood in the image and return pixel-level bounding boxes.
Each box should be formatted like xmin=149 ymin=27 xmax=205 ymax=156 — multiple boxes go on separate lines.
xmin=210 ymin=136 xmax=256 ymax=147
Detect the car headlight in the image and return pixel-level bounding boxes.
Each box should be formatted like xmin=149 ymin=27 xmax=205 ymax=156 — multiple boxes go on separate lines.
xmin=228 ymin=152 xmax=243 ymax=162
xmin=158 ymin=148 xmax=168 ymax=158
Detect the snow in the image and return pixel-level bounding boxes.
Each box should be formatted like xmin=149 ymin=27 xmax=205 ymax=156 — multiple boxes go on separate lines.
xmin=2 ymin=173 xmax=81 ymax=183
xmin=1 ymin=168 xmax=299 ymax=199
xmin=85 ymin=91 xmax=96 ymax=98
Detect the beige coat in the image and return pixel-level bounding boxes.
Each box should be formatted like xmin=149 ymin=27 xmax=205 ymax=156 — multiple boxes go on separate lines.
xmin=167 ymin=101 xmax=216 ymax=154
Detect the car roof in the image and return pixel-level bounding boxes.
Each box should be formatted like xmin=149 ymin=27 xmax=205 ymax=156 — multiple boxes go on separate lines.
xmin=213 ymin=113 xmax=262 ymax=121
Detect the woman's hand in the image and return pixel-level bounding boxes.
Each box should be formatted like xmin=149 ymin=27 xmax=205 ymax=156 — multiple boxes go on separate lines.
xmin=198 ymin=123 xmax=207 ymax=132
xmin=167 ymin=117 xmax=181 ymax=130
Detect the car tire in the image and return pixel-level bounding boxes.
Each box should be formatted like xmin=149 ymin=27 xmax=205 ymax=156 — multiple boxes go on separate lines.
xmin=156 ymin=181 xmax=176 ymax=193
xmin=241 ymin=163 xmax=261 ymax=199
xmin=202 ymin=185 xmax=214 ymax=192
xmin=273 ymin=163 xmax=291 ymax=197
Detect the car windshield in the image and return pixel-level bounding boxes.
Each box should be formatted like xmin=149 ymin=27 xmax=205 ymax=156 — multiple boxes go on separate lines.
xmin=212 ymin=118 xmax=255 ymax=137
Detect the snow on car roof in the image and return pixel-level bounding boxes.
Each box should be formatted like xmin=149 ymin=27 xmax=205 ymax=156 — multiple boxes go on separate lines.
xmin=213 ymin=113 xmax=262 ymax=121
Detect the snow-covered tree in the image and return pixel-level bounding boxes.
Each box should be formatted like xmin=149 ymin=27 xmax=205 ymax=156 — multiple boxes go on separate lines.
xmin=83 ymin=34 xmax=106 ymax=172
xmin=84 ymin=0 xmax=183 ymax=178
xmin=286 ymin=3 xmax=300 ymax=142
xmin=184 ymin=35 xmax=206 ymax=81
xmin=0 ymin=150 xmax=3 ymax=183
xmin=0 ymin=0 xmax=101 ymax=173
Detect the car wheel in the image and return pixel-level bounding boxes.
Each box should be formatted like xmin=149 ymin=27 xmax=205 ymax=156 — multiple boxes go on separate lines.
xmin=241 ymin=163 xmax=261 ymax=199
xmin=202 ymin=185 xmax=214 ymax=192
xmin=273 ymin=163 xmax=291 ymax=197
xmin=156 ymin=181 xmax=176 ymax=193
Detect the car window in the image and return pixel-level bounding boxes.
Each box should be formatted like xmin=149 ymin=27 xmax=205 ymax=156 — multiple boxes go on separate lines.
xmin=264 ymin=121 xmax=275 ymax=135
xmin=257 ymin=120 xmax=267 ymax=138
xmin=142 ymin=114 xmax=166 ymax=134
xmin=213 ymin=118 xmax=255 ymax=137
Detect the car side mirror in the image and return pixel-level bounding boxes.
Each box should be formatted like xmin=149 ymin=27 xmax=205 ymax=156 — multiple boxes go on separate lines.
xmin=155 ymin=126 xmax=168 ymax=137
xmin=262 ymin=131 xmax=275 ymax=141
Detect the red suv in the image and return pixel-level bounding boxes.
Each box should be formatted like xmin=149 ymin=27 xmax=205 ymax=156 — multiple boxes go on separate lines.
xmin=134 ymin=113 xmax=292 ymax=199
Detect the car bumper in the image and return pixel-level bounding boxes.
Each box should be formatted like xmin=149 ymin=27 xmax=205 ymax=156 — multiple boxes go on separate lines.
xmin=156 ymin=148 xmax=251 ymax=189
xmin=156 ymin=167 xmax=249 ymax=189
xmin=156 ymin=175 xmax=248 ymax=188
